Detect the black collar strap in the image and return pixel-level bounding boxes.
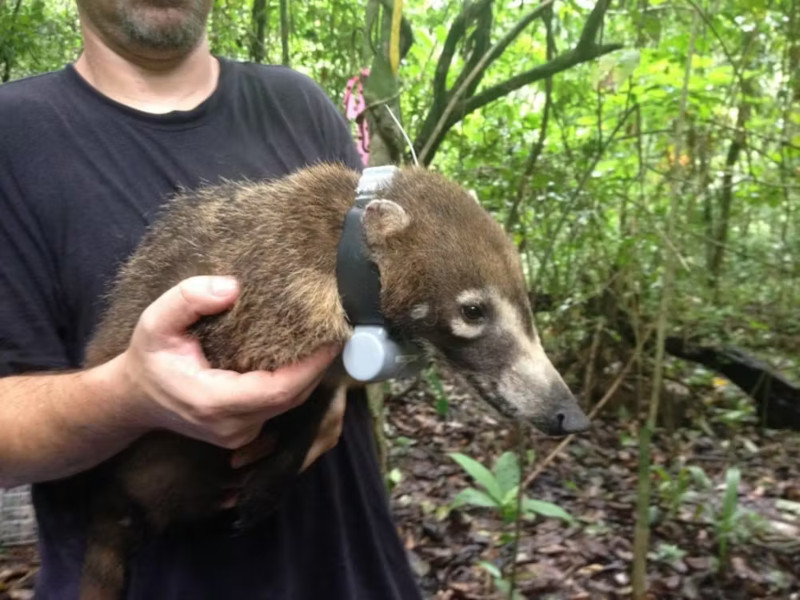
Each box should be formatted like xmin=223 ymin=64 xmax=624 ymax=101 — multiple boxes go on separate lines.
xmin=336 ymin=166 xmax=399 ymax=327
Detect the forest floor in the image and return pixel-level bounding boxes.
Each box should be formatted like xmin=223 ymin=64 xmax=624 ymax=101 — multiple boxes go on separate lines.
xmin=2 ymin=366 xmax=799 ymax=600
xmin=386 ymin=366 xmax=800 ymax=600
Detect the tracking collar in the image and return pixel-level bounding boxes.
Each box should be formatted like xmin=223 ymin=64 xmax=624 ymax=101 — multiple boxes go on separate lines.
xmin=336 ymin=166 xmax=424 ymax=382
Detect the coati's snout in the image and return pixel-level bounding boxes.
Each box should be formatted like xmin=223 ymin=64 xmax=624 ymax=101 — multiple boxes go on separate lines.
xmin=424 ymin=288 xmax=591 ymax=437
xmin=492 ymin=353 xmax=591 ymax=437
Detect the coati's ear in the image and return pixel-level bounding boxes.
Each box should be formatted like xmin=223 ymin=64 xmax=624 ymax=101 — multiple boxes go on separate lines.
xmin=362 ymin=199 xmax=410 ymax=247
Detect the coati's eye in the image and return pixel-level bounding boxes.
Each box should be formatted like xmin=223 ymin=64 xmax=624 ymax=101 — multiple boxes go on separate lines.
xmin=460 ymin=304 xmax=485 ymax=322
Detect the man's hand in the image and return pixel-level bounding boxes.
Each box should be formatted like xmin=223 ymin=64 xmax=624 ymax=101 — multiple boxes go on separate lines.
xmin=117 ymin=275 xmax=341 ymax=449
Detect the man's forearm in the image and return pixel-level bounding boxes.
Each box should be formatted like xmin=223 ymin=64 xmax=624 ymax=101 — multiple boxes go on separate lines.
xmin=0 ymin=355 xmax=144 ymax=487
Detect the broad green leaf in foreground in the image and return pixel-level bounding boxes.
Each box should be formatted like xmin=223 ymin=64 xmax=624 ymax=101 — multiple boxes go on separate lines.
xmin=449 ymin=453 xmax=503 ymax=502
xmin=523 ymin=498 xmax=574 ymax=523
xmin=493 ymin=451 xmax=521 ymax=497
xmin=452 ymin=488 xmax=500 ymax=509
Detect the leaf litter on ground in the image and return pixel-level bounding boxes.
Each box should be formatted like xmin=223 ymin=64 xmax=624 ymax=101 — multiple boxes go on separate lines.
xmin=386 ymin=369 xmax=800 ymax=600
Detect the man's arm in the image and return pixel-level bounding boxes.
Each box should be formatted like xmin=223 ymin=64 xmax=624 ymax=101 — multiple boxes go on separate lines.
xmin=0 ymin=276 xmax=340 ymax=488
xmin=0 ymin=357 xmax=145 ymax=487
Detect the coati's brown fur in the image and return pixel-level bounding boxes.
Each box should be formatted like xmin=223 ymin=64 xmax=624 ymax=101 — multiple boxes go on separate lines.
xmin=73 ymin=163 xmax=588 ymax=599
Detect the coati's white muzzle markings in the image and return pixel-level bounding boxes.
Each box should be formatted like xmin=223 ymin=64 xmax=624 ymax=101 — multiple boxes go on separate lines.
xmin=442 ymin=288 xmax=589 ymax=436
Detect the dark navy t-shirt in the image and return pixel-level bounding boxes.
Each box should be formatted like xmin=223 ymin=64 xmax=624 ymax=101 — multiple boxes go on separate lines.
xmin=0 ymin=59 xmax=421 ymax=600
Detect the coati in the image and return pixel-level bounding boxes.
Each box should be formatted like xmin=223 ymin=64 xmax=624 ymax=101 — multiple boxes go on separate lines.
xmin=76 ymin=163 xmax=590 ymax=599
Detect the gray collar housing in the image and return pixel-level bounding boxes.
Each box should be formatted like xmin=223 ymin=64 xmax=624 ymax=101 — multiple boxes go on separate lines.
xmin=335 ymin=166 xmax=424 ymax=382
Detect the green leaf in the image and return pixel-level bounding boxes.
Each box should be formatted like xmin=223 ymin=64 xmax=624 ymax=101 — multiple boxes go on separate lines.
xmin=452 ymin=487 xmax=501 ymax=510
xmin=776 ymin=499 xmax=800 ymax=516
xmin=493 ymin=451 xmax=521 ymax=497
xmin=522 ymin=498 xmax=574 ymax=522
xmin=449 ymin=453 xmax=503 ymax=501
xmin=501 ymin=485 xmax=521 ymax=508
xmin=387 ymin=468 xmax=403 ymax=485
xmin=721 ymin=467 xmax=741 ymax=526
xmin=434 ymin=396 xmax=449 ymax=416
xmin=687 ymin=466 xmax=712 ymax=490
xmin=426 ymin=368 xmax=449 ymax=416
xmin=651 ymin=465 xmax=670 ymax=480
xmin=478 ymin=561 xmax=501 ymax=579
xmin=612 ymin=49 xmax=641 ymax=87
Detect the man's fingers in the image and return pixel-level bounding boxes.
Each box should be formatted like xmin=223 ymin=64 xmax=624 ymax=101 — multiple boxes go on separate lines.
xmin=137 ymin=276 xmax=239 ymax=344
xmin=198 ymin=344 xmax=341 ymax=412
xmin=265 ymin=344 xmax=341 ymax=400
xmin=228 ymin=371 xmax=333 ymax=469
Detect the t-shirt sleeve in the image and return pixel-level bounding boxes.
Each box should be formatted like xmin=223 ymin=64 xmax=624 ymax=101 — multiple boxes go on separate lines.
xmin=0 ymin=171 xmax=70 ymax=376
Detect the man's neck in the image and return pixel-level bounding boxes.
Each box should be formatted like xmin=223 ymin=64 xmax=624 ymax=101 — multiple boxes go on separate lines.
xmin=74 ymin=26 xmax=220 ymax=115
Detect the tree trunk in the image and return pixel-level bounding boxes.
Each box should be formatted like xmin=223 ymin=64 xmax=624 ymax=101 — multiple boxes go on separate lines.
xmin=362 ymin=0 xmax=413 ymax=166
xmin=359 ymin=0 xmax=414 ymax=475
xmin=708 ymin=32 xmax=756 ymax=298
xmin=250 ymin=0 xmax=269 ymax=64
xmin=1 ymin=0 xmax=24 ymax=83
xmin=279 ymin=0 xmax=290 ymax=66
xmin=631 ymin=17 xmax=696 ymax=598
xmin=708 ymin=109 xmax=745 ymax=295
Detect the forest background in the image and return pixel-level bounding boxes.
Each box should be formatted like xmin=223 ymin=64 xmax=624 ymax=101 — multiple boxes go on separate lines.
xmin=1 ymin=0 xmax=799 ymax=598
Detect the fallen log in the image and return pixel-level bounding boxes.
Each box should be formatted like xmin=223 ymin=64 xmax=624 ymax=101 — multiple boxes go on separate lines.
xmin=530 ymin=287 xmax=800 ymax=430
xmin=664 ymin=338 xmax=800 ymax=431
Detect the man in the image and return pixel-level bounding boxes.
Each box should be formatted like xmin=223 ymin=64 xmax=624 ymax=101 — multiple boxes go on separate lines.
xmin=0 ymin=0 xmax=422 ymax=597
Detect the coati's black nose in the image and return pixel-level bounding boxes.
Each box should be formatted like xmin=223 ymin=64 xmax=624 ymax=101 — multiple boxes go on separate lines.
xmin=552 ymin=407 xmax=591 ymax=436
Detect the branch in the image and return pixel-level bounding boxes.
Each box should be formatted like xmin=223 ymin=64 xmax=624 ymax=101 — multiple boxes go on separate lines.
xmin=416 ymin=0 xmax=622 ymax=165
xmin=505 ymin=5 xmax=555 ymax=233
xmin=431 ymin=0 xmax=492 ymax=119
xmin=449 ymin=0 xmax=493 ymax=102
xmin=418 ymin=0 xmax=556 ymax=164
xmin=535 ymin=105 xmax=636 ymax=279
xmin=576 ymin=0 xmax=611 ymax=51
xmin=462 ymin=42 xmax=622 ymax=117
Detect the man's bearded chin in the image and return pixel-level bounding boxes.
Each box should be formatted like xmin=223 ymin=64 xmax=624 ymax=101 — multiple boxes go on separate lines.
xmin=118 ymin=2 xmax=209 ymax=52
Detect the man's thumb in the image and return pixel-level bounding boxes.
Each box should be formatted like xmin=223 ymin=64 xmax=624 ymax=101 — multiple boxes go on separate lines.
xmin=138 ymin=276 xmax=239 ymax=340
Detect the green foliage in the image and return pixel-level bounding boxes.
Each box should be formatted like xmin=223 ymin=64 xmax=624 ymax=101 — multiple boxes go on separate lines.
xmin=650 ymin=542 xmax=687 ymax=566
xmin=449 ymin=451 xmax=573 ymax=525
xmin=0 ymin=0 xmax=80 ymax=81
xmin=385 ymin=467 xmax=403 ymax=491
xmin=651 ymin=463 xmax=712 ymax=520
xmin=6 ymin=4 xmax=798 ymax=346
xmin=478 ymin=561 xmax=525 ymax=600
xmin=650 ymin=461 xmax=777 ymax=571
xmin=424 ymin=367 xmax=449 ymax=417
xmin=715 ymin=466 xmax=741 ymax=567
